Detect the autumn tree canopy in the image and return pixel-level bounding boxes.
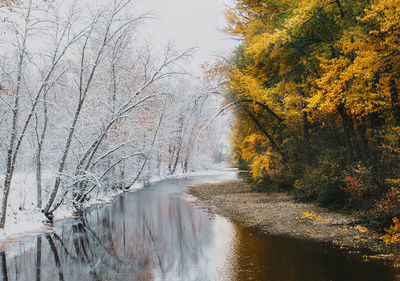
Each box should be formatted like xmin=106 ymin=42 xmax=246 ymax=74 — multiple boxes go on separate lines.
xmin=220 ymin=0 xmax=400 ymax=223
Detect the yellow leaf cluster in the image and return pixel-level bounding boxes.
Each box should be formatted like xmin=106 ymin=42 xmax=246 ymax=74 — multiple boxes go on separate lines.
xmin=301 ymin=210 xmax=325 ymax=221
xmin=355 ymin=225 xmax=370 ymax=234
xmin=381 ymin=217 xmax=400 ymax=246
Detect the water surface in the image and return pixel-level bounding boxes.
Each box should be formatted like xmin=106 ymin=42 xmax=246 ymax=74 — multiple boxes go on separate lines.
xmin=0 ymin=168 xmax=398 ymax=280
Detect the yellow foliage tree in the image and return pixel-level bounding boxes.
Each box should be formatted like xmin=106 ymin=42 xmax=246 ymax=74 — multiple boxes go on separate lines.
xmin=221 ymin=0 xmax=400 ymax=220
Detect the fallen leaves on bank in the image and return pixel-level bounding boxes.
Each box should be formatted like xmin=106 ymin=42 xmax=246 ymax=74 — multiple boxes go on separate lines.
xmin=186 ymin=180 xmax=393 ymax=262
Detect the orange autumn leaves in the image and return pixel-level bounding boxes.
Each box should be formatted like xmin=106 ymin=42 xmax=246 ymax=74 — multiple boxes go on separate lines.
xmin=382 ymin=217 xmax=400 ymax=245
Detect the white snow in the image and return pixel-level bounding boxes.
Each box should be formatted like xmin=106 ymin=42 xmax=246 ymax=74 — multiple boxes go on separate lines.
xmin=0 ymin=164 xmax=235 ymax=242
xmin=0 ymin=170 xmax=142 ymax=242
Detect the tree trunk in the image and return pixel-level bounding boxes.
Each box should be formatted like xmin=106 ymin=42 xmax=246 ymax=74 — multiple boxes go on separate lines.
xmin=36 ymin=91 xmax=48 ymax=209
xmin=243 ymin=107 xmax=286 ymax=162
xmin=390 ymin=78 xmax=400 ymax=127
xmin=354 ymin=118 xmax=370 ymax=163
xmin=297 ymin=87 xmax=311 ymax=164
xmin=36 ymin=146 xmax=42 ymax=209
xmin=0 ymin=1 xmax=32 ymax=228
xmin=43 ymin=99 xmax=83 ymax=216
xmin=335 ymin=0 xmax=344 ymax=18
xmin=338 ymin=103 xmax=354 ymax=162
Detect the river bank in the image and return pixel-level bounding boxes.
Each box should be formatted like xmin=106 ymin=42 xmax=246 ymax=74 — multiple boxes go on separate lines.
xmin=0 ymin=168 xmax=234 ymax=247
xmin=186 ymin=180 xmax=395 ymax=261
xmin=2 ymin=170 xmax=399 ymax=281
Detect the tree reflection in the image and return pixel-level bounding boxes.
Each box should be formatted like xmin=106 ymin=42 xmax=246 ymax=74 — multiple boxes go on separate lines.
xmin=0 ymin=179 xmax=218 ymax=280
xmin=46 ymin=235 xmax=65 ymax=281
xmin=36 ymin=237 xmax=41 ymax=281
xmin=1 ymin=251 xmax=8 ymax=281
xmin=0 ymin=177 xmax=398 ymax=281
xmin=0 ymin=174 xmax=222 ymax=281
xmin=14 ymin=185 xmax=210 ymax=280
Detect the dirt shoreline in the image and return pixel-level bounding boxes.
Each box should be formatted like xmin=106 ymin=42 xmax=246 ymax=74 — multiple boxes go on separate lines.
xmin=186 ymin=179 xmax=395 ymax=261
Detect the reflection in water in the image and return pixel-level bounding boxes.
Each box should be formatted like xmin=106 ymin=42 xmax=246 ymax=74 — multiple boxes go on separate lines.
xmin=1 ymin=251 xmax=8 ymax=280
xmin=36 ymin=236 xmax=41 ymax=281
xmin=0 ymin=171 xmax=399 ymax=281
xmin=229 ymin=224 xmax=399 ymax=281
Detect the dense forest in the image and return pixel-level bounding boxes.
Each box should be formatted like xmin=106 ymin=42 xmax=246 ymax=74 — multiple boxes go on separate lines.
xmin=211 ymin=0 xmax=400 ymax=230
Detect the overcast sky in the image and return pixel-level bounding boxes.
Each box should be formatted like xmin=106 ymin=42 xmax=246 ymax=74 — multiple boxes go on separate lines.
xmin=135 ymin=0 xmax=233 ymax=74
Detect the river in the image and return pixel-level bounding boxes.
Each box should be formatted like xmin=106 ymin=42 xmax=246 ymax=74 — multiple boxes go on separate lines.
xmin=0 ymin=168 xmax=398 ymax=280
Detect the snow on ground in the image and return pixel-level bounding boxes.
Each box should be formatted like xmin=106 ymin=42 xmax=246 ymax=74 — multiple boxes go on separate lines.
xmin=0 ymin=170 xmax=136 ymax=242
xmin=0 ymin=171 xmax=53 ymax=241
xmin=0 ymin=163 xmax=235 ymax=242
